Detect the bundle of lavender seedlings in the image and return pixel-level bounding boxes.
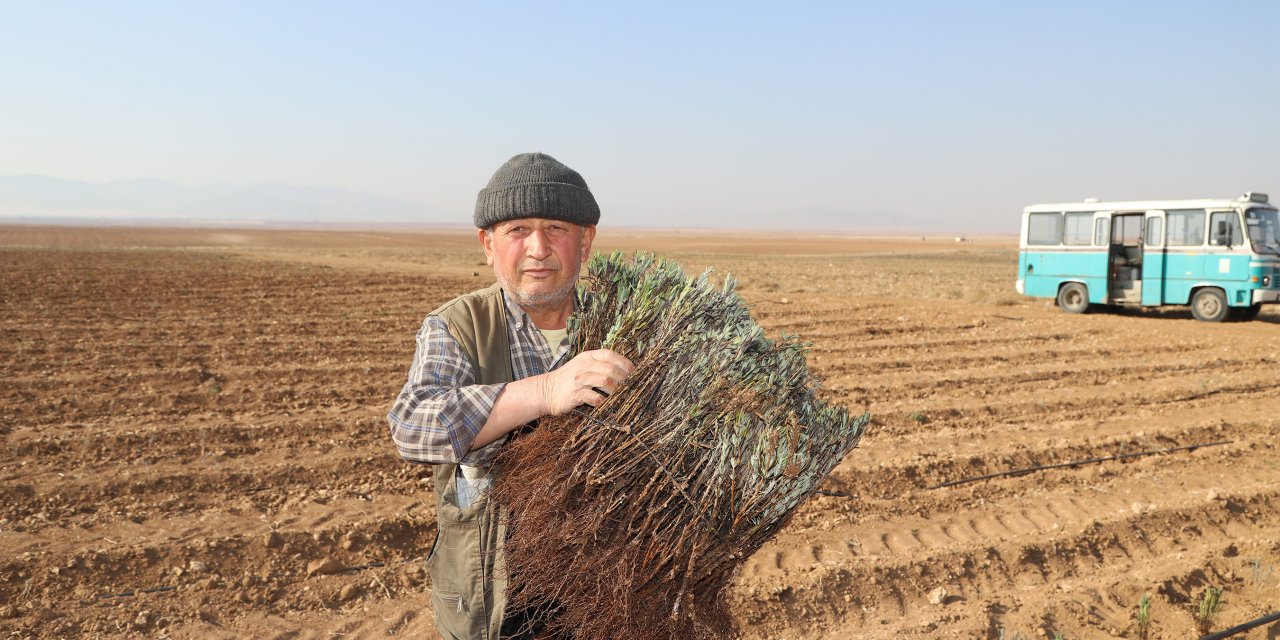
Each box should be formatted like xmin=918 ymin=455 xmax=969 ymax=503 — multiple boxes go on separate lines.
xmin=492 ymin=252 xmax=869 ymax=639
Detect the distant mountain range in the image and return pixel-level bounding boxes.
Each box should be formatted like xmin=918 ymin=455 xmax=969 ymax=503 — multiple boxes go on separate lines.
xmin=0 ymin=175 xmax=451 ymax=225
xmin=0 ymin=175 xmax=950 ymax=232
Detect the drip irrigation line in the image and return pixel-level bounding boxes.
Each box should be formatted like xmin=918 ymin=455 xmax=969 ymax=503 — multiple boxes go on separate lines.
xmin=1198 ymin=610 xmax=1280 ymax=640
xmin=340 ymin=561 xmax=385 ymax=573
xmin=928 ymin=440 xmax=1234 ymax=490
xmin=88 ymin=560 xmax=392 ymax=603
xmin=94 ymin=586 xmax=176 ymax=601
xmin=815 ymin=490 xmax=856 ymax=498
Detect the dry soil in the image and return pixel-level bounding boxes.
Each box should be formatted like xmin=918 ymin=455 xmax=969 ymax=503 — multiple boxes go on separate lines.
xmin=2 ymin=225 xmax=1277 ymax=639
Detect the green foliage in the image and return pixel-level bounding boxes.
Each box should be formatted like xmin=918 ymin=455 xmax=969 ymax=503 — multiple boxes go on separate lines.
xmin=1195 ymin=586 xmax=1223 ymax=634
xmin=566 ymin=252 xmax=870 ymax=536
xmin=1136 ymin=593 xmax=1151 ymax=640
xmin=496 ymin=252 xmax=870 ymax=640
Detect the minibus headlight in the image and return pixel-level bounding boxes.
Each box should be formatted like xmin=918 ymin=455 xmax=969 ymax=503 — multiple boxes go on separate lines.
xmin=1265 ymin=275 xmax=1273 ymax=287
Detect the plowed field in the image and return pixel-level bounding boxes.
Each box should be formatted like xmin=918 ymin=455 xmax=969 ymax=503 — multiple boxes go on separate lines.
xmin=2 ymin=225 xmax=1278 ymax=639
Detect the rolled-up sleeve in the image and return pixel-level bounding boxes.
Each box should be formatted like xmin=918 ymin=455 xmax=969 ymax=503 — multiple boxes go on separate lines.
xmin=387 ymin=315 xmax=507 ymax=465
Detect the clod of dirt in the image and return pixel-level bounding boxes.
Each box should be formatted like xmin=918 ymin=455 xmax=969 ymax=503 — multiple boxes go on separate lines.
xmin=264 ymin=531 xmax=282 ymax=548
xmin=340 ymin=533 xmax=359 ymax=551
xmin=307 ymin=557 xmax=343 ymax=577
xmin=189 ymin=560 xmax=209 ymax=572
xmin=31 ymin=607 xmax=59 ymax=622
xmin=927 ymin=586 xmax=948 ymax=605
xmin=134 ymin=611 xmax=151 ymax=628
xmin=338 ymin=584 xmax=362 ymax=602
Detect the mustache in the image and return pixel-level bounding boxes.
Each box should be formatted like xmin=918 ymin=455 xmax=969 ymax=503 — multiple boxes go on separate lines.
xmin=520 ymin=260 xmax=561 ymax=271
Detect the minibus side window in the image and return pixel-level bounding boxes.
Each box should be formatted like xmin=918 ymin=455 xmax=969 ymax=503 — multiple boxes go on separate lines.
xmin=1064 ymin=213 xmax=1092 ymax=245
xmin=1113 ymin=215 xmax=1142 ymax=246
xmin=1028 ymin=213 xmax=1063 ymax=245
xmin=1144 ymin=217 xmax=1163 ymax=246
xmin=1094 ymin=218 xmax=1109 ymax=245
xmin=1209 ymin=211 xmax=1242 ymax=247
xmin=1166 ymin=209 xmax=1206 ymax=246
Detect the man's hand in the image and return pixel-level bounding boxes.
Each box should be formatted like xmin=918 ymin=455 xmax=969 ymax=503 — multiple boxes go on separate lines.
xmin=470 ymin=348 xmax=634 ymax=451
xmin=539 ymin=349 xmax=634 ymax=415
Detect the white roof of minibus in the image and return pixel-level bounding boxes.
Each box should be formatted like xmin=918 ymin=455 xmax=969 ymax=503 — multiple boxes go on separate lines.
xmin=1023 ymin=198 xmax=1262 ymax=213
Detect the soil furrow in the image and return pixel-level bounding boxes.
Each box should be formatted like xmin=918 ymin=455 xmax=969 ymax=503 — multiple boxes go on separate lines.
xmin=4 ymin=234 xmax=1278 ymax=639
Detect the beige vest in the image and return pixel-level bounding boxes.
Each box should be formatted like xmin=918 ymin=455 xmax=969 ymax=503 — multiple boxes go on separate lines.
xmin=426 ymin=283 xmax=512 ymax=640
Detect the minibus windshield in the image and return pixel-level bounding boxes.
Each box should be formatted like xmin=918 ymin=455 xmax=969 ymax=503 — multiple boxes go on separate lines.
xmin=1245 ymin=207 xmax=1280 ymax=255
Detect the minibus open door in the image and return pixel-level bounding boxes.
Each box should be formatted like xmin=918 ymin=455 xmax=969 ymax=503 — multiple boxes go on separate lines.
xmin=1108 ymin=213 xmax=1145 ymax=304
xmin=1141 ymin=210 xmax=1166 ymax=306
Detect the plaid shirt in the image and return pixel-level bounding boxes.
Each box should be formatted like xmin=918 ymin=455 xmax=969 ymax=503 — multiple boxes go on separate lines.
xmin=387 ymin=289 xmax=570 ymax=465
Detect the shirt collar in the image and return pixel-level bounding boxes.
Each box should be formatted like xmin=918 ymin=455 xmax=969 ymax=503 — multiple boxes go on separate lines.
xmin=499 ymin=288 xmax=574 ymax=368
xmin=499 ymin=288 xmax=530 ymax=331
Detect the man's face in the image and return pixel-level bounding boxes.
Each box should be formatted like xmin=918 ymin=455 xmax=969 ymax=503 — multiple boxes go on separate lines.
xmin=479 ymin=218 xmax=596 ymax=312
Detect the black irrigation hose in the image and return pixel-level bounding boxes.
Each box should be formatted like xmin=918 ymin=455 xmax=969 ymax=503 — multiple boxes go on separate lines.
xmin=928 ymin=440 xmax=1234 ymax=490
xmin=89 ymin=561 xmax=389 ymax=602
xmin=94 ymin=586 xmax=176 ymax=600
xmin=1198 ymin=610 xmax=1280 ymax=640
xmin=814 ymin=490 xmax=855 ymax=498
xmin=340 ymin=561 xmax=386 ymax=573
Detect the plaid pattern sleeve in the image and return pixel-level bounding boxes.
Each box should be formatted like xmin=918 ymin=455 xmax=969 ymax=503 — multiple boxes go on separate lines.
xmin=386 ymin=315 xmax=506 ymax=465
xmin=388 ymin=290 xmax=566 ymax=466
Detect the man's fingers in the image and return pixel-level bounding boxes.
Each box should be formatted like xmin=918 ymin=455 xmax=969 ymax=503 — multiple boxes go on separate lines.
xmin=583 ymin=349 xmax=634 ymax=374
xmin=580 ymin=389 xmax=607 ymax=407
xmin=542 ymin=349 xmax=636 ymax=415
xmin=575 ymin=371 xmax=618 ymax=397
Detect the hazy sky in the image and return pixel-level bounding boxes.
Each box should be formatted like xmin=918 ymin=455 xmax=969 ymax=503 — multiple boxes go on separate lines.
xmin=3 ymin=1 xmax=1277 ymax=232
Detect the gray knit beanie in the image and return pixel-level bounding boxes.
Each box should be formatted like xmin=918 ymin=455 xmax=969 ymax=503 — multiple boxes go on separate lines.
xmin=474 ymin=152 xmax=601 ymax=229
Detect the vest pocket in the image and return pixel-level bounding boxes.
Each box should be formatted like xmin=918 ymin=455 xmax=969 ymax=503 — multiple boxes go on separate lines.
xmin=430 ymin=588 xmax=473 ymax=638
xmin=427 ymin=470 xmax=490 ymax=638
xmin=434 ymin=590 xmax=467 ymax=614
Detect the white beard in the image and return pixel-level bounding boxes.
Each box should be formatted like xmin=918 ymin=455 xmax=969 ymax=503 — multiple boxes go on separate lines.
xmin=494 ymin=263 xmax=581 ymax=312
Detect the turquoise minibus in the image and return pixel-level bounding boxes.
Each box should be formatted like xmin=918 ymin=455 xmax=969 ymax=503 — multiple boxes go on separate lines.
xmin=1017 ymin=192 xmax=1280 ymax=322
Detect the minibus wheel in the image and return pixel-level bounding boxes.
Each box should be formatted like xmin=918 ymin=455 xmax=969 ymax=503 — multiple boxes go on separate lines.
xmin=1057 ymin=283 xmax=1089 ymax=314
xmin=1190 ymin=288 xmax=1228 ymax=322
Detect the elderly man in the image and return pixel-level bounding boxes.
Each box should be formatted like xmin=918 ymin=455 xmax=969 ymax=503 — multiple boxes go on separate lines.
xmin=388 ymin=152 xmax=633 ymax=639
